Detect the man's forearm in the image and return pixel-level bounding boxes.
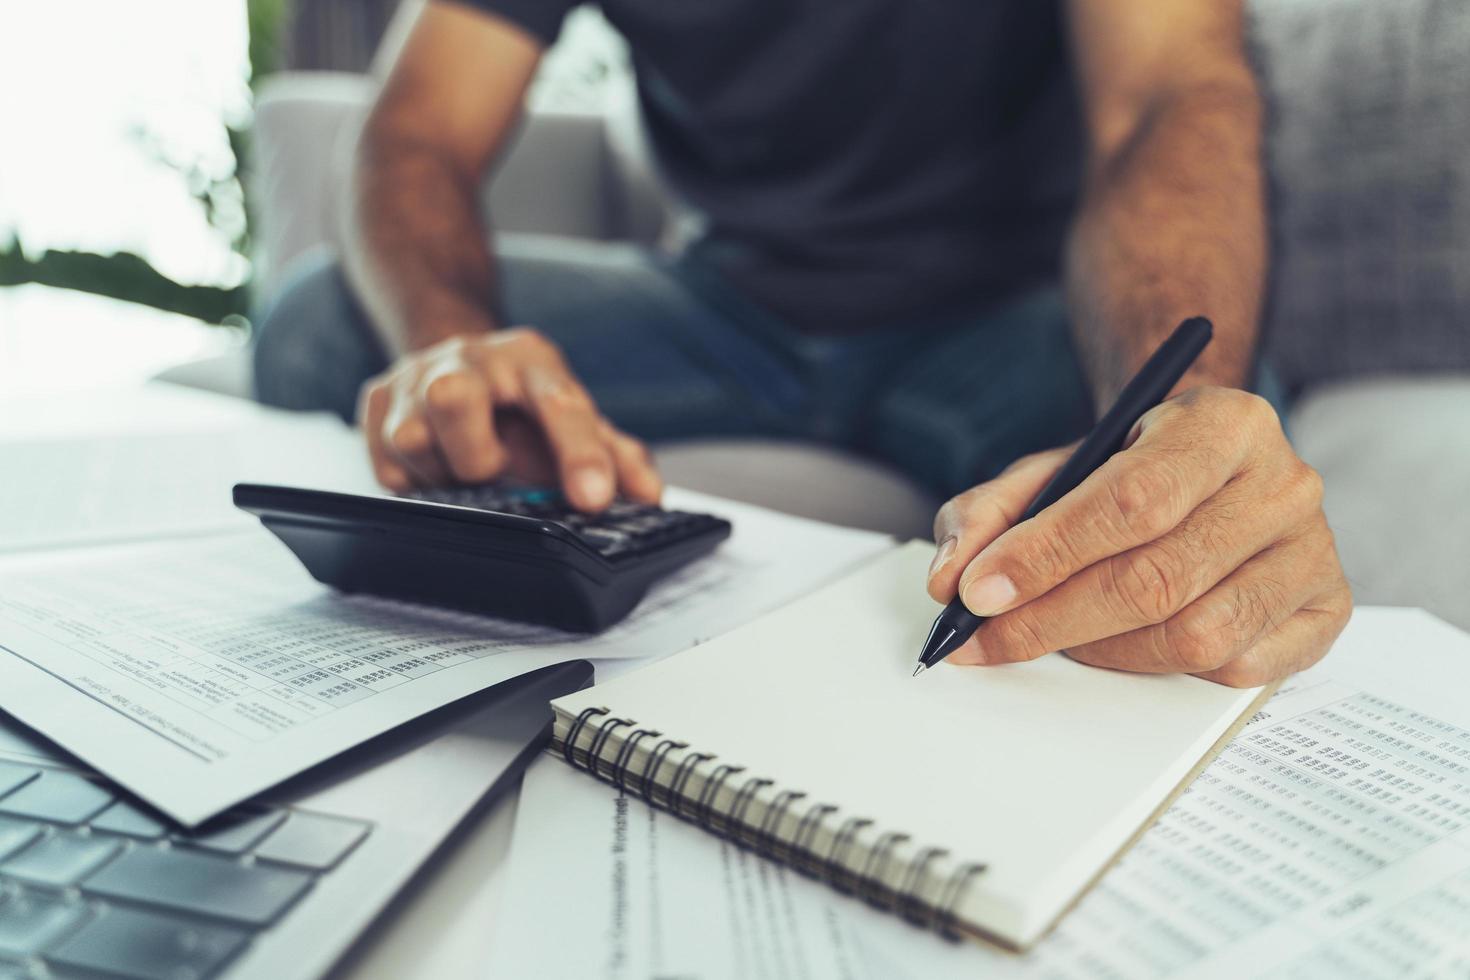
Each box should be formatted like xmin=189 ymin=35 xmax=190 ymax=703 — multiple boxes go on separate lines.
xmin=1065 ymin=80 xmax=1267 ymax=407
xmin=344 ymin=130 xmax=501 ymax=356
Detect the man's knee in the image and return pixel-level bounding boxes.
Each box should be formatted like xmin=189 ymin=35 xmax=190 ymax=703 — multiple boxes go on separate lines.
xmin=252 ymin=252 xmax=389 ymax=423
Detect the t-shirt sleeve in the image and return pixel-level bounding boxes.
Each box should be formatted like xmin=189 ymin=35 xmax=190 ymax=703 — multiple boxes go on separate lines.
xmin=438 ymin=0 xmax=578 ymax=47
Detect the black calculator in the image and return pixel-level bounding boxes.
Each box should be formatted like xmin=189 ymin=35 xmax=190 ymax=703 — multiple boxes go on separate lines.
xmin=233 ymin=483 xmax=732 ymax=632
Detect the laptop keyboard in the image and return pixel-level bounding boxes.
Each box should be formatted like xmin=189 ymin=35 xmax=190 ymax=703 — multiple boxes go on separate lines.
xmin=407 ymin=485 xmax=728 ymax=561
xmin=0 ymin=761 xmax=371 ymax=980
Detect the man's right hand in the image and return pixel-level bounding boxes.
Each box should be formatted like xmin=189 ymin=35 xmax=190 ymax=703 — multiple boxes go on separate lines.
xmin=347 ymin=10 xmax=656 ymax=511
xmin=357 ymin=328 xmax=663 ymax=511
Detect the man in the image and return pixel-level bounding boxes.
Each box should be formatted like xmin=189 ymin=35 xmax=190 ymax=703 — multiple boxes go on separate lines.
xmin=254 ymin=0 xmax=1351 ymax=685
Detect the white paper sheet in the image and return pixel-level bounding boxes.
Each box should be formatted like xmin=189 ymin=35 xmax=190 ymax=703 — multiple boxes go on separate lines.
xmin=0 ymin=490 xmax=890 ymax=826
xmin=550 ymin=543 xmax=1264 ymax=946
xmin=484 ymin=608 xmax=1470 ymax=979
xmin=0 ymin=411 xmax=379 ymax=553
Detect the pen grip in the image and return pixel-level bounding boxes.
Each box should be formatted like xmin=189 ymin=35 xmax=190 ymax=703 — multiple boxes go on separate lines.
xmin=1019 ymin=317 xmax=1212 ymax=522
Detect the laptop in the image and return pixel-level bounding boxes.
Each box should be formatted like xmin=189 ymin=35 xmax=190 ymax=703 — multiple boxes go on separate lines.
xmin=0 ymin=659 xmax=592 ymax=980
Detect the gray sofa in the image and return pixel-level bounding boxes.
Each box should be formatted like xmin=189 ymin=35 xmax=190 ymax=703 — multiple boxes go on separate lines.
xmin=243 ymin=66 xmax=946 ymax=540
xmin=171 ymin=1 xmax=1468 ymax=629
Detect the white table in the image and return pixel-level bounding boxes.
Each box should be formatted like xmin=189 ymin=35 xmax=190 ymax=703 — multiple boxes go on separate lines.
xmin=0 ymin=344 xmax=520 ymax=978
xmin=2 ymin=381 xmax=523 ymax=979
xmin=331 ymin=785 xmax=520 ymax=980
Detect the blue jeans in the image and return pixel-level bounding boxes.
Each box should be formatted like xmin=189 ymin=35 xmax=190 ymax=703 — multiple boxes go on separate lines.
xmin=253 ymin=238 xmax=1096 ymax=498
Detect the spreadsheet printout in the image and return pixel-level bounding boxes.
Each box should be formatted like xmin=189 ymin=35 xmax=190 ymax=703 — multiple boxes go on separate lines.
xmin=0 ymin=490 xmax=891 ymax=825
xmin=0 ymin=411 xmax=378 ymax=553
xmin=485 ymin=608 xmax=1470 ymax=979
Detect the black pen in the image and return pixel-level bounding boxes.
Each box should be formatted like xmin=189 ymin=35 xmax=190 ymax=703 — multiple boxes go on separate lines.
xmin=914 ymin=316 xmax=1214 ymax=675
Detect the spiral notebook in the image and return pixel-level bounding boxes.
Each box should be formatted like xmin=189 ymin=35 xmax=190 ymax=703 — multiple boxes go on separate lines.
xmin=551 ymin=542 xmax=1271 ymax=950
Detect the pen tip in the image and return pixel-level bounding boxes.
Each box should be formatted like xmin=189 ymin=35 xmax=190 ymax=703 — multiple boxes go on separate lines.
xmin=912 ymin=664 xmax=924 ymax=678
xmin=916 ymin=623 xmax=960 ymax=675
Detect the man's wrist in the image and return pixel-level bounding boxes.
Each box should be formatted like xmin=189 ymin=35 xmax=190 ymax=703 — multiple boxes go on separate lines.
xmin=1168 ymin=364 xmax=1252 ymax=398
xmin=400 ymin=293 xmax=500 ymax=352
xmin=1087 ymin=319 xmax=1255 ymax=408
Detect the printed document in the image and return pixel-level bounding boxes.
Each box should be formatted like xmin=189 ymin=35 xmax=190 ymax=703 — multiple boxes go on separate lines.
xmin=0 ymin=413 xmax=377 ymax=553
xmin=0 ymin=491 xmax=891 ymax=825
xmin=485 ymin=607 xmax=1470 ymax=979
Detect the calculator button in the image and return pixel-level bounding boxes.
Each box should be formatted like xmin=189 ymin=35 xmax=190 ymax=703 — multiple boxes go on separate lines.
xmin=578 ymin=528 xmax=628 ymax=552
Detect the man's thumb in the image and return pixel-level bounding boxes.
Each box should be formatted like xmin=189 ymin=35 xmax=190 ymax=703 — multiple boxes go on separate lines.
xmin=925 ymin=444 xmax=1073 ymax=602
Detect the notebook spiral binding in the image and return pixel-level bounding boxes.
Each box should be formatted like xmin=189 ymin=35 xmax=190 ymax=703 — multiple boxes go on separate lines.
xmin=560 ymin=706 xmax=987 ymax=938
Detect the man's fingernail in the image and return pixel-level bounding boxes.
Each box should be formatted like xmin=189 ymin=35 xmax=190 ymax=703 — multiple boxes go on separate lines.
xmin=962 ymin=573 xmax=1018 ymax=616
xmin=574 ymin=468 xmax=612 ymax=506
xmin=928 ymin=536 xmax=957 ymax=579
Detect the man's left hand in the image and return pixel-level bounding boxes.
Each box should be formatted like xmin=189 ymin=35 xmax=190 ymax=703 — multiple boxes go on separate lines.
xmin=927 ymin=387 xmax=1352 ymax=687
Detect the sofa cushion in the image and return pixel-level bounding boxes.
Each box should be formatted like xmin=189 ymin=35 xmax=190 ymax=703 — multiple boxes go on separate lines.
xmin=655 ymin=439 xmax=937 ymax=541
xmin=1288 ymin=375 xmax=1470 ymax=631
xmin=1251 ymin=0 xmax=1470 ymax=393
xmin=250 ymin=74 xmax=655 ymax=299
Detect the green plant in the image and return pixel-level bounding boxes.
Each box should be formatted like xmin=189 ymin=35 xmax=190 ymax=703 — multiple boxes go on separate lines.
xmin=0 ymin=236 xmax=248 ymax=322
xmin=1 ymin=0 xmax=289 ymax=325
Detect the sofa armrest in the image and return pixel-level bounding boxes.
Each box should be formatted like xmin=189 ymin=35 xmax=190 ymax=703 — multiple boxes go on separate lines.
xmin=481 ymin=108 xmax=628 ymax=245
xmin=251 ymin=72 xmax=375 ymax=295
xmin=1288 ymin=375 xmax=1470 ymax=632
xmin=249 ymin=72 xmax=669 ymax=300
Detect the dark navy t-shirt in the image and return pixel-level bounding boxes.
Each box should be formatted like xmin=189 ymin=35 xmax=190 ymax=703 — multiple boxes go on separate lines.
xmin=459 ymin=0 xmax=1083 ymax=331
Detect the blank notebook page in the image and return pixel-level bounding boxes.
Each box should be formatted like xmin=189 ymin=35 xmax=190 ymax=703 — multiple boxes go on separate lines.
xmin=554 ymin=541 xmax=1263 ymax=947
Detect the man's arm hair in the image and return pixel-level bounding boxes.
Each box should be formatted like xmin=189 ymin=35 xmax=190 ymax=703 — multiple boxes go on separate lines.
xmin=1063 ymin=0 xmax=1266 ymax=406
xmin=342 ymin=1 xmax=543 ymax=356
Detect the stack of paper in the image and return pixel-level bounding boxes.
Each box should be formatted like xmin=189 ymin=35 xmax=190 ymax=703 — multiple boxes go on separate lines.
xmin=487 ymin=607 xmax=1470 ymax=978
xmin=0 ymin=390 xmax=893 ymax=824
